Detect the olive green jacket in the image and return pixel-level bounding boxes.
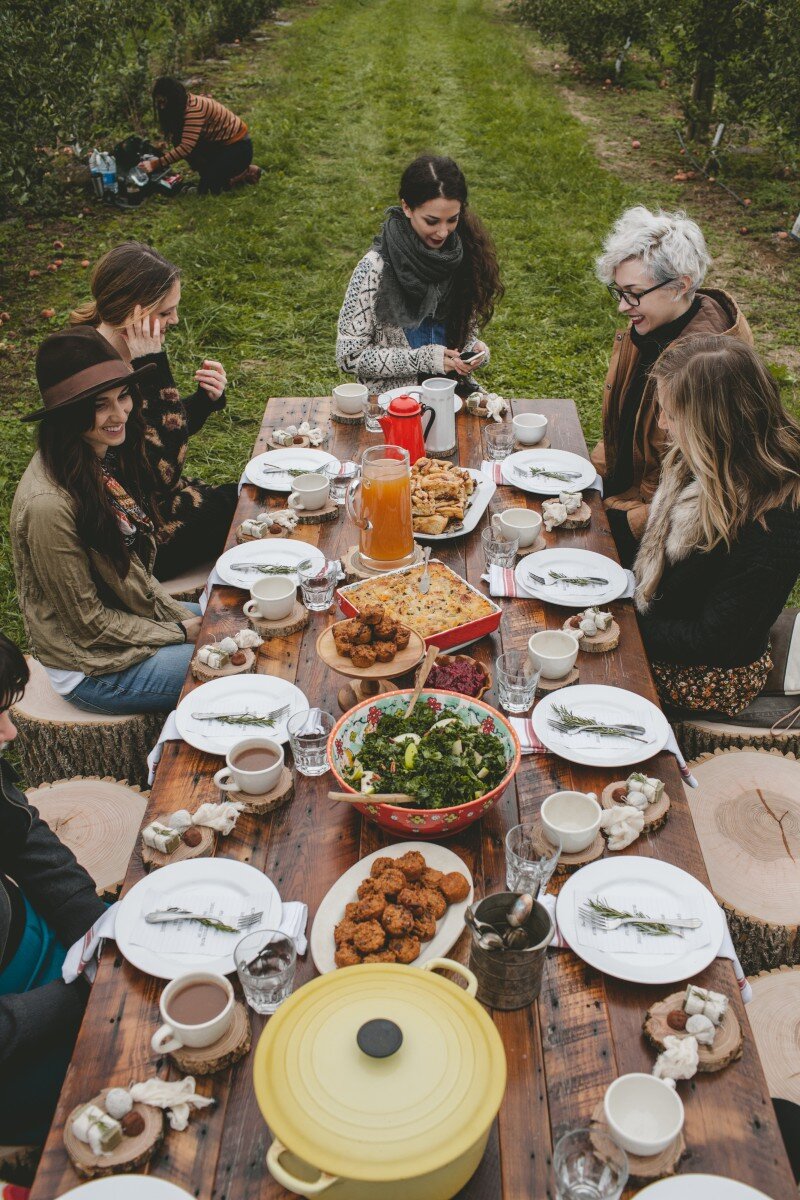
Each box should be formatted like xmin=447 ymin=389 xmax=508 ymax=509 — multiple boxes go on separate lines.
xmin=10 ymin=453 xmax=193 ymax=676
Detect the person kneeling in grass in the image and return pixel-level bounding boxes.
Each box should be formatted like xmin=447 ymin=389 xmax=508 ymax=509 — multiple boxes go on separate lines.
xmin=0 ymin=633 xmax=107 ymax=1142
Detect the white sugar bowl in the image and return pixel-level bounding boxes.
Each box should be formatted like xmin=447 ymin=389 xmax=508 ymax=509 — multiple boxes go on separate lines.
xmin=540 ymin=790 xmax=601 ymax=853
xmin=604 ymin=1073 xmax=685 ymax=1156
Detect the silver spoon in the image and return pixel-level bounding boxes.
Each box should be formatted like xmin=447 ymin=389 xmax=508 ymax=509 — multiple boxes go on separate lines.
xmin=465 ymin=906 xmax=504 ymax=951
xmin=502 ymin=927 xmax=530 ymax=949
xmin=506 ymin=893 xmax=534 ymax=928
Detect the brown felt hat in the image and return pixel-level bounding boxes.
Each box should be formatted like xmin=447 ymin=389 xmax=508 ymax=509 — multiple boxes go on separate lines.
xmin=22 ymin=326 xmax=156 ymax=422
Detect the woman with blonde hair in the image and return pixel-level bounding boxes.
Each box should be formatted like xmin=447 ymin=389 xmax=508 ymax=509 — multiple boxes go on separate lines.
xmin=634 ymin=334 xmax=800 ymax=716
xmin=71 ymin=241 xmax=236 ymax=579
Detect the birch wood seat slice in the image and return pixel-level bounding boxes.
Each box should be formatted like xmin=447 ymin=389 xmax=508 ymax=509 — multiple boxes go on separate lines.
xmin=160 ymin=558 xmax=215 ymax=602
xmin=747 ymin=966 xmax=800 ymax=1105
xmin=11 ymin=657 xmax=165 ymax=789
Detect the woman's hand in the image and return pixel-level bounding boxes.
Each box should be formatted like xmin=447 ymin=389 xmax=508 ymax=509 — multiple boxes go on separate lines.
xmin=195 ymin=359 xmax=227 ymax=401
xmin=180 ymin=616 xmax=202 ymax=644
xmin=466 ymin=340 xmax=488 ymax=369
xmin=123 ymin=305 xmax=162 ymax=358
xmin=137 ymin=159 xmax=156 ymax=175
xmin=443 ymin=348 xmax=473 ymax=376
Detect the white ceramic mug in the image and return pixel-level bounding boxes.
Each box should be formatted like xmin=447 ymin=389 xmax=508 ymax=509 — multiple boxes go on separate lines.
xmin=492 ymin=508 xmax=542 ymax=548
xmin=512 ymin=413 xmax=548 ymax=445
xmin=527 ymin=629 xmax=580 ymax=679
xmin=604 ymin=1073 xmax=685 ymax=1156
xmin=333 ymin=382 xmax=368 ymax=414
xmin=151 ymin=971 xmax=234 ymax=1053
xmin=288 ymin=473 xmax=329 ymax=512
xmin=541 ymin=790 xmax=601 ymax=853
xmin=214 ymin=736 xmax=285 ymax=795
xmin=243 ymin=576 xmax=296 ymax=622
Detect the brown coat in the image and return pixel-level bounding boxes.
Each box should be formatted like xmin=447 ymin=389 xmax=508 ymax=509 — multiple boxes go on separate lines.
xmin=590 ymin=288 xmax=753 ymax=539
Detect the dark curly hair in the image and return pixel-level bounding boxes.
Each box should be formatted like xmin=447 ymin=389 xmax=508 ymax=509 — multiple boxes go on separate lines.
xmin=0 ymin=633 xmax=28 ymax=714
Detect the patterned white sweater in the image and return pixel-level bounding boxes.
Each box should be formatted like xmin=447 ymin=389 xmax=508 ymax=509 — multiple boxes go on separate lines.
xmin=335 ymin=249 xmax=487 ymax=394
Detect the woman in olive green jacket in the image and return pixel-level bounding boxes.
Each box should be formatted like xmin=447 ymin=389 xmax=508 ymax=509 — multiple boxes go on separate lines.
xmin=10 ymin=327 xmax=200 ymax=715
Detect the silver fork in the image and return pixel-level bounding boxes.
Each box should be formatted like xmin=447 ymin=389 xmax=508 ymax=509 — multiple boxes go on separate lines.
xmin=513 ymin=466 xmax=582 ymax=481
xmin=190 ymin=703 xmax=291 ymax=725
xmin=418 ymin=545 xmax=432 ymax=595
xmin=578 ymin=905 xmax=701 ymax=932
xmin=527 ymin=572 xmax=609 ymax=587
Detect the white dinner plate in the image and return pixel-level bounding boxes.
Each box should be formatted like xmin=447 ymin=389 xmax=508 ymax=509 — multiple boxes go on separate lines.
xmin=635 ymin=1178 xmax=773 ymax=1199
xmin=59 ymin=1180 xmax=193 ymax=1198
xmin=310 ymin=841 xmax=473 ymax=974
xmin=515 ymin=547 xmax=628 ymax=608
xmin=115 ymin=858 xmax=282 ymax=979
xmin=378 ymin=385 xmax=463 ymax=414
xmin=176 ymin=674 xmax=309 ymax=755
xmin=215 ymin=537 xmax=326 ymax=589
xmin=244 ymin=448 xmax=340 ymax=492
xmin=501 ymin=448 xmax=597 ymax=495
xmin=413 ymin=469 xmax=495 ymax=541
xmin=531 ymin=683 xmax=671 ymax=767
xmin=556 ymin=857 xmax=725 ymax=986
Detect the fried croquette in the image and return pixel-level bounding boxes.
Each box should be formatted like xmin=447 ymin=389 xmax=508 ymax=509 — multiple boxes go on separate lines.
xmin=362 ymin=950 xmax=397 ymax=963
xmin=388 ymin=935 xmax=421 ymax=964
xmin=438 ymin=871 xmax=470 ymax=904
xmin=344 ymin=901 xmax=360 ymax=921
xmin=420 ymin=867 xmax=444 ymax=888
xmin=381 ymin=904 xmax=415 ymax=937
xmin=352 ymin=920 xmax=386 ymax=954
xmin=370 ymin=856 xmax=396 ymax=878
xmin=413 ymin=911 xmax=437 ymax=941
xmin=334 ymin=919 xmax=361 ymax=947
xmin=396 ymin=851 xmax=426 ymax=881
xmin=355 ymin=892 xmax=386 ymax=922
xmin=357 ymin=877 xmax=384 ymax=900
xmin=397 ymin=885 xmax=426 ymax=910
xmin=372 ymin=868 xmax=406 ymax=896
xmin=335 ymin=945 xmax=362 ymax=968
xmin=415 ymin=887 xmax=447 ymax=920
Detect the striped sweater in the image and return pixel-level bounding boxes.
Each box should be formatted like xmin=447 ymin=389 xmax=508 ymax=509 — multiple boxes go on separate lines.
xmin=156 ymin=94 xmax=248 ymax=168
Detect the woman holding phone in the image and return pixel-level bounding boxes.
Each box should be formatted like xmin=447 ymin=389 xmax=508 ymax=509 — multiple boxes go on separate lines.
xmin=336 ymin=154 xmax=503 ymax=395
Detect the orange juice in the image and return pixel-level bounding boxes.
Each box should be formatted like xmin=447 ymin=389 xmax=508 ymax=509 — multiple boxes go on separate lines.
xmin=360 ymin=455 xmax=415 ymax=568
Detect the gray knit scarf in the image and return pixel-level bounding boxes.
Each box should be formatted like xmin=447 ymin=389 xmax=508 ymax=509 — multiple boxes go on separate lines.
xmin=373 ymin=206 xmax=464 ymax=330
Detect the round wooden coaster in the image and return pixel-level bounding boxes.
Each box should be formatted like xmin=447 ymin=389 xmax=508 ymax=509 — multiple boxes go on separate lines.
xmin=169 ymin=1002 xmax=251 ymax=1076
xmin=529 ymin=815 xmax=604 ymax=872
xmin=343 ymin=543 xmax=424 ymax=581
xmin=425 ymin=446 xmax=456 ymax=460
xmin=246 ymin=600 xmax=309 ymax=639
xmin=643 ymin=990 xmax=743 ymax=1072
xmin=563 ymin=616 xmax=620 ymax=654
xmin=590 ymin=1101 xmax=685 ymax=1182
xmin=236 ymin=521 xmax=299 ymax=544
xmin=537 ymin=667 xmax=580 ymax=692
xmin=141 ymin=823 xmax=215 ymax=870
xmin=265 ymin=431 xmax=313 ymax=450
xmin=331 ymin=402 xmax=365 ymax=425
xmin=515 ymin=535 xmax=547 ymax=557
xmin=232 ymin=766 xmax=295 ymax=815
xmin=190 ymin=647 xmax=256 ymax=683
xmin=64 ymin=1090 xmax=164 ymax=1179
xmin=561 ymin=500 xmax=592 ymax=530
xmin=294 ymin=497 xmax=339 ymax=525
xmin=514 ymin=435 xmax=551 ymax=451
xmin=601 ymin=780 xmax=671 ymax=833
xmin=317 ymin=623 xmax=424 ymax=681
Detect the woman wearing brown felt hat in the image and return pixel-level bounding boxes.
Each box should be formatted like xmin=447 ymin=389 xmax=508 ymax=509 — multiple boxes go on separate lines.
xmin=10 ymin=327 xmax=202 ymax=715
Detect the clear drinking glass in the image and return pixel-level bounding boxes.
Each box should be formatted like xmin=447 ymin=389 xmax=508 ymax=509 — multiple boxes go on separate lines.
xmin=482 ymin=528 xmax=519 ymax=570
xmin=553 ymin=1128 xmax=628 ymax=1200
xmin=482 ymin=422 xmax=514 ymax=461
xmin=364 ymin=399 xmax=384 ymax=433
xmin=298 ymin=561 xmax=339 ymax=612
xmin=287 ymin=707 xmax=335 ymax=777
xmin=505 ymin=822 xmax=562 ymax=894
xmin=324 ymin=460 xmax=359 ymax=506
xmin=234 ymin=929 xmax=297 ymax=1015
xmin=495 ymin=650 xmax=539 ymax=714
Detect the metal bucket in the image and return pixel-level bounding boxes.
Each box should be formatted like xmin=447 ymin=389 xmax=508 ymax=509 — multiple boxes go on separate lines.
xmin=468 ymin=891 xmax=554 ymax=1010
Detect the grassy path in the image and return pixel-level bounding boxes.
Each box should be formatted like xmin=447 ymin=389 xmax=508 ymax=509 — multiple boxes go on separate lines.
xmin=1 ymin=0 xmax=793 ymax=637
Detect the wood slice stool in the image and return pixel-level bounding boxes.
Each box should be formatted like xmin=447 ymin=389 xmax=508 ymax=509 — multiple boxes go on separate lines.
xmin=685 ymin=748 xmax=800 ymax=974
xmin=747 ymin=965 xmax=800 ymax=1104
xmin=160 ymin=559 xmax=215 ymax=602
xmin=11 ymin=658 xmax=165 ymax=789
xmin=675 ymin=716 xmax=800 ymax=760
xmin=26 ymin=776 xmax=148 ymax=899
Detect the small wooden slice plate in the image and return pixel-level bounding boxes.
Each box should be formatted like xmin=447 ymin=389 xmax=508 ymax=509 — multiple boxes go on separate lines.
xmin=331 ymin=402 xmax=364 ymax=425
xmin=537 ymin=667 xmax=580 ymax=693
xmin=317 ymin=623 xmax=425 ymax=681
xmin=529 ymin=815 xmax=604 ymax=872
xmin=514 ymin=436 xmax=551 ymax=450
xmin=643 ymin=989 xmax=743 ymax=1072
xmin=169 ymin=1002 xmax=251 ymax=1075
xmin=190 ymin=647 xmax=256 ymax=683
xmin=590 ymin=1101 xmax=685 ymax=1182
xmin=558 ymin=500 xmax=592 ymax=530
xmin=246 ymin=600 xmax=309 ymax=638
xmin=343 ymin=543 xmax=425 ymax=580
xmin=563 ymin=616 xmax=620 ymax=654
xmin=236 ymin=520 xmax=299 ymax=544
xmin=65 ymin=1090 xmax=164 ymax=1179
xmin=601 ymin=780 xmax=671 ymax=833
xmin=294 ymin=497 xmax=339 ymax=525
xmin=141 ymin=824 xmax=215 ymax=870
xmin=265 ymin=431 xmax=314 ymax=450
xmin=515 ymin=535 xmax=547 ymax=557
xmin=231 ymin=766 xmax=295 ymax=815
xmin=425 ymin=446 xmax=457 ymax=460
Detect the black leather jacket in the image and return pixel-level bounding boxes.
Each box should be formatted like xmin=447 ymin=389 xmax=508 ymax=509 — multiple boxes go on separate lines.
xmin=0 ymin=757 xmax=105 ymax=1067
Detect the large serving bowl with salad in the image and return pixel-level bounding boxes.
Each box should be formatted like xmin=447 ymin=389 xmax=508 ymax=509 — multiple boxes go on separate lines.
xmin=328 ymin=690 xmax=521 ymax=839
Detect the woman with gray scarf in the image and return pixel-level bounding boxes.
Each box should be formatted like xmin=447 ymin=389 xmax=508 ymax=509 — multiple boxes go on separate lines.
xmin=336 ymin=155 xmax=503 ymax=396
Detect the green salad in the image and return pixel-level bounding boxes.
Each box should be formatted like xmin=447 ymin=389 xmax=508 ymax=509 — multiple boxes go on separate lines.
xmin=343 ymin=705 xmax=509 ymax=809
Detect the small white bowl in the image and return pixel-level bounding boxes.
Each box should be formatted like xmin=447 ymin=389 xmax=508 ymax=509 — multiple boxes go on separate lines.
xmin=527 ymin=630 xmax=580 ymax=680
xmin=604 ymin=1073 xmax=685 ymax=1157
xmin=512 ymin=413 xmax=548 ymax=445
xmin=540 ymin=791 xmax=601 ymax=853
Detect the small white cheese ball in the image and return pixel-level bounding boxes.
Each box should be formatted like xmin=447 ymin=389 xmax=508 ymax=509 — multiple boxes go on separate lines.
xmin=104 ymin=1087 xmax=133 ymax=1119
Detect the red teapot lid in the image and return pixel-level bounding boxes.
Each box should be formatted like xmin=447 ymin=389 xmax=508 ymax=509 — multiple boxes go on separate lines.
xmin=387 ymin=394 xmax=421 ymax=416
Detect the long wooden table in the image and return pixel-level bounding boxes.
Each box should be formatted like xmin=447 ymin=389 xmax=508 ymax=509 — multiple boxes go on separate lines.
xmin=31 ymin=398 xmax=795 ymax=1199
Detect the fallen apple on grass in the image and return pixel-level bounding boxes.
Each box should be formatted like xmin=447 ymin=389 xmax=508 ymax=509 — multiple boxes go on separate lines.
xmin=40 ymin=308 xmax=56 ymax=319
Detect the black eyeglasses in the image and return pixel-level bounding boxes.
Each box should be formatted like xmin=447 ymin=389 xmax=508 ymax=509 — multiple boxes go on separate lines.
xmin=606 ymin=278 xmax=677 ymax=307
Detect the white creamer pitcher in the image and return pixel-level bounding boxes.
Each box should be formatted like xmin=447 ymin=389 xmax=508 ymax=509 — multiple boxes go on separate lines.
xmin=421 ymin=377 xmax=457 ymax=456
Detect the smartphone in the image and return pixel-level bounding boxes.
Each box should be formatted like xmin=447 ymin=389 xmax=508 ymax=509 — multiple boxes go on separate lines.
xmin=459 ymin=347 xmax=483 ymax=364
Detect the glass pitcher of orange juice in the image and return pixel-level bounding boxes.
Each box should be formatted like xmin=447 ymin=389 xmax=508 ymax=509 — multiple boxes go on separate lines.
xmin=346 ymin=445 xmax=415 ymax=571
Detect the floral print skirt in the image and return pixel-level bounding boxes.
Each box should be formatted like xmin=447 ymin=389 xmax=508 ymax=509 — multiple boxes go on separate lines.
xmin=651 ymin=649 xmax=772 ymax=718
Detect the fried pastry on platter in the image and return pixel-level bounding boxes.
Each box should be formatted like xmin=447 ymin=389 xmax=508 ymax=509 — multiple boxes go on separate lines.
xmin=413 ymin=515 xmax=450 ymax=535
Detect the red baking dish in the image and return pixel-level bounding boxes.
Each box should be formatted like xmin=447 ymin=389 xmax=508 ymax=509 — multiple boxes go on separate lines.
xmin=335 ymin=559 xmax=502 ymax=651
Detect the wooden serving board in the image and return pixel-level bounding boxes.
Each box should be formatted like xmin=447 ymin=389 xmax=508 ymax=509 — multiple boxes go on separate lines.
xmin=316 ymin=624 xmax=424 ymax=681
xmin=601 ymin=780 xmax=671 ymax=833
xmin=190 ymin=647 xmax=256 ymax=683
xmin=64 ymin=1091 xmax=164 ymax=1179
xmin=643 ymin=990 xmax=743 ymax=1072
xmin=590 ymin=1101 xmax=685 ymax=1182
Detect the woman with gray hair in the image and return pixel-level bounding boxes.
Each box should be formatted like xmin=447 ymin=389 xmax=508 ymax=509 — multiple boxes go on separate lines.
xmin=590 ymin=205 xmax=752 ymax=566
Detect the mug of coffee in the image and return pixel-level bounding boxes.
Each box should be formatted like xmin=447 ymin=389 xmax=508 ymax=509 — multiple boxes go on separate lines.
xmin=288 ymin=473 xmax=330 ymax=512
xmin=151 ymin=971 xmax=234 ymax=1053
xmin=492 ymin=508 xmax=542 ymax=548
xmin=243 ymin=576 xmax=296 ymax=622
xmin=527 ymin=629 xmax=580 ymax=679
xmin=333 ymin=382 xmax=368 ymax=415
xmin=214 ymin=737 xmax=285 ymax=795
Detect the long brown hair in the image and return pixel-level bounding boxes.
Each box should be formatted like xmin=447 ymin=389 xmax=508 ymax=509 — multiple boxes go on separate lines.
xmin=38 ymin=390 xmax=162 ymax=577
xmin=651 ymin=335 xmax=800 ymax=550
xmin=399 ymin=155 xmax=504 ymax=347
xmin=70 ymin=242 xmax=180 ymax=330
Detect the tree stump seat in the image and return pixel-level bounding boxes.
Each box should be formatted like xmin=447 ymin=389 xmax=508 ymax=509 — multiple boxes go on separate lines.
xmin=676 ymin=715 xmax=800 ymax=760
xmin=160 ymin=559 xmax=215 ymax=602
xmin=747 ymin=966 xmax=800 ymax=1105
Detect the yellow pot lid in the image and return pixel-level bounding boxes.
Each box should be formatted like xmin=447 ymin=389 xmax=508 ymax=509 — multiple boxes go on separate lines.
xmin=253 ymin=964 xmax=507 ymax=1182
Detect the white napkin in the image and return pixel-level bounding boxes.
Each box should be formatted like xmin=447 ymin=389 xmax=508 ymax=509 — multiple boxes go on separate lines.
xmin=148 ymin=710 xmax=180 ymax=784
xmin=129 ymin=1076 xmax=214 ymax=1131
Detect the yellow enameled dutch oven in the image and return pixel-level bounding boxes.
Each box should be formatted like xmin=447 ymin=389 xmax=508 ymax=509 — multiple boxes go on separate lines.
xmin=253 ymin=958 xmax=507 ymax=1199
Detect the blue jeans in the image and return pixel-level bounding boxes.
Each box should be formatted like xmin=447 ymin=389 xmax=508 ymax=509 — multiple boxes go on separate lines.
xmin=66 ymin=603 xmax=201 ymax=715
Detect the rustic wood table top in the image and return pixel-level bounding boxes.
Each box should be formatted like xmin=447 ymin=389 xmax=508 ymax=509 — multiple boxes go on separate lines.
xmin=31 ymin=397 xmax=796 ymax=1200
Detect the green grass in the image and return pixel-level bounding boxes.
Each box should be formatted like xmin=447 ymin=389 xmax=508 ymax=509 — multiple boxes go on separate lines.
xmin=1 ymin=0 xmax=798 ymax=642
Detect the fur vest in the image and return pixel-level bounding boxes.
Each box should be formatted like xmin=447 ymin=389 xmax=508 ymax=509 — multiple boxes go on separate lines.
xmin=634 ymin=468 xmax=702 ymax=613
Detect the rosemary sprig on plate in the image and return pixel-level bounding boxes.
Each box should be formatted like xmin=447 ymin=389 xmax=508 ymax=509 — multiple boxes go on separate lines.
xmin=232 ymin=559 xmax=311 ymax=576
xmin=548 ymin=570 xmax=608 ymax=587
xmin=549 ymin=704 xmax=646 ymax=740
xmin=190 ymin=711 xmax=280 ymax=728
xmin=525 ymin=466 xmax=582 ymax=482
xmin=585 ymin=896 xmax=679 ymax=937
